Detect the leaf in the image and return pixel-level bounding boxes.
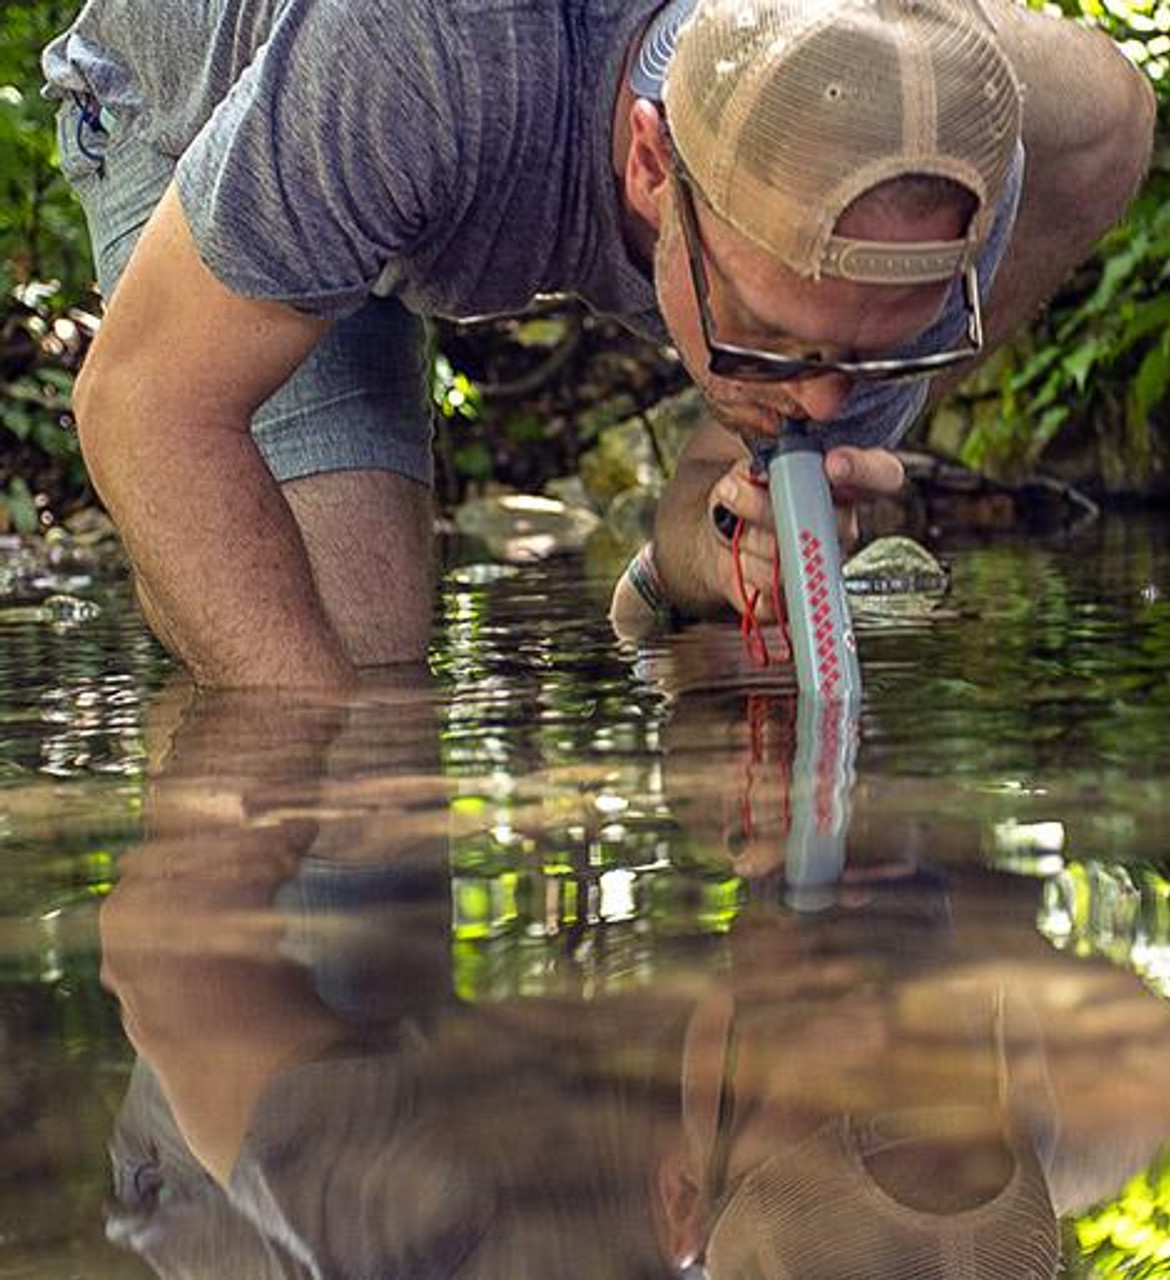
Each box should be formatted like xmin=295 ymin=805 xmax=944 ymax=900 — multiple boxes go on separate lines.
xmin=453 ymin=442 xmax=494 ymax=481
xmin=1081 ymin=231 xmax=1148 ymax=317
xmin=1061 ymin=340 xmax=1104 ymax=394
xmin=513 ymin=318 xmax=570 ymax=349
xmin=503 ymin=413 xmax=546 ymax=445
xmin=0 ymin=402 xmax=33 ymax=440
xmin=1008 ymin=343 xmax=1062 ymax=392
xmin=1132 ymin=332 xmax=1170 ymax=423
xmin=36 ymin=367 xmax=75 ymax=395
xmin=2 ymin=477 xmax=38 ymax=535
xmin=1113 ymin=293 xmax=1170 ymax=359
xmin=1032 ymin=405 xmax=1071 ymax=457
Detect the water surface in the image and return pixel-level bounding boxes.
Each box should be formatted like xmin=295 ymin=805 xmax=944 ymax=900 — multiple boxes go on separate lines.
xmin=1 ymin=515 xmax=1168 ymax=1279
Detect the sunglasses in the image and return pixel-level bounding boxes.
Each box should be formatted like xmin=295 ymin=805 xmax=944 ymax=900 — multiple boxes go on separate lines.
xmin=669 ymin=154 xmax=984 ymax=386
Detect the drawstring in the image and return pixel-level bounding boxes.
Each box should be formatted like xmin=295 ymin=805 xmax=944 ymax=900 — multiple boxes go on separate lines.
xmin=71 ymin=92 xmax=108 ymax=177
xmin=725 ymin=692 xmax=794 ymax=857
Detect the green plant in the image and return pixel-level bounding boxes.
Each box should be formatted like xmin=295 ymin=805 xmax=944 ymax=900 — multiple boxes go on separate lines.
xmin=1073 ymin=1147 xmax=1170 ymax=1278
xmin=959 ymin=0 xmax=1169 ymax=488
xmin=0 ymin=2 xmax=94 ymax=301
xmin=0 ymin=2 xmax=94 ymax=523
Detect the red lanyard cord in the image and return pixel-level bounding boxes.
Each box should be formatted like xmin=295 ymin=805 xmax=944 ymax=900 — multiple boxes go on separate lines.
xmin=731 ymin=473 xmax=787 ymax=668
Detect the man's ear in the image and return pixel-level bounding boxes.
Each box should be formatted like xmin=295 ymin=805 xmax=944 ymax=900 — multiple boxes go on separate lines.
xmin=625 ymin=99 xmax=673 ymax=232
xmin=655 ymin=1147 xmax=709 ymax=1268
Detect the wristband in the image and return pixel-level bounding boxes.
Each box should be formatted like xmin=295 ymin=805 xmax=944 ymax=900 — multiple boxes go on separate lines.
xmin=625 ymin=542 xmax=672 ymax=618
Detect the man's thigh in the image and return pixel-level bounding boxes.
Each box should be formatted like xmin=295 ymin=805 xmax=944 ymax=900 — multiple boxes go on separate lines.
xmin=284 ymin=469 xmax=435 ymax=666
xmin=59 ymin=98 xmax=437 ymax=664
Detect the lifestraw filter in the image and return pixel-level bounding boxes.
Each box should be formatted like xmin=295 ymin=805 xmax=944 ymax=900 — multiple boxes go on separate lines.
xmin=764 ymin=426 xmax=862 ymax=700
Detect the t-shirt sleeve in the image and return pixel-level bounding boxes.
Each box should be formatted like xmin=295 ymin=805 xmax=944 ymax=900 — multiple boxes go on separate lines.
xmin=818 ymin=139 xmax=1026 ymax=452
xmin=229 ymin=1052 xmax=495 ymax=1280
xmin=174 ymin=0 xmax=467 ymax=318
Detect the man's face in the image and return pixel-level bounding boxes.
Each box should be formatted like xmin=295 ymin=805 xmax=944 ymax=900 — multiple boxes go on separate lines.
xmin=654 ymin=188 xmax=964 ymax=443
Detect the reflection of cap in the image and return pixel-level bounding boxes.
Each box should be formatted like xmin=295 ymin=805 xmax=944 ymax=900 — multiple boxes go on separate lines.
xmin=632 ymin=0 xmax=1022 ymax=283
xmin=686 ymin=989 xmax=1061 ymax=1280
xmin=706 ymin=1113 xmax=1060 ymax=1278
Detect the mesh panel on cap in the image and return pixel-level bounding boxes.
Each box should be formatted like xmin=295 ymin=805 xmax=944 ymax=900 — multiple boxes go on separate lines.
xmin=662 ymin=0 xmax=1022 ymax=281
xmin=704 ymin=1119 xmax=1061 ymax=1280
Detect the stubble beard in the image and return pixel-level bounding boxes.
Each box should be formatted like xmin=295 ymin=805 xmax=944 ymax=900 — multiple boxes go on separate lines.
xmin=655 ymin=210 xmax=802 ymax=445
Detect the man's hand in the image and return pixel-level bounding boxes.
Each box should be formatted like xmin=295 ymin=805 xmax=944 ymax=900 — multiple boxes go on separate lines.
xmin=705 ymin=446 xmax=905 ymax=621
xmin=652 ymin=416 xmax=905 ymax=623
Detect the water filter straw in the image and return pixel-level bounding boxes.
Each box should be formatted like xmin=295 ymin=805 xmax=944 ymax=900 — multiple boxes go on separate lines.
xmin=784 ymin=694 xmax=859 ymax=912
xmin=764 ymin=426 xmax=862 ymax=701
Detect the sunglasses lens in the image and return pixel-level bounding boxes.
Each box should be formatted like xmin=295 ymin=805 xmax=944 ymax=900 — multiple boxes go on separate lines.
xmin=711 ymin=353 xmax=814 ymax=382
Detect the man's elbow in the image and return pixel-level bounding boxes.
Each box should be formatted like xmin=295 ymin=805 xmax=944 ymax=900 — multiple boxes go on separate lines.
xmin=73 ymin=337 xmax=150 ymax=495
xmin=1106 ymin=58 xmax=1157 ymax=211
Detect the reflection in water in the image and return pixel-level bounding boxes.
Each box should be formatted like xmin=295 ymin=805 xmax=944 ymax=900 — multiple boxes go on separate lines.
xmin=3 ymin=525 xmax=1170 ymax=1276
xmin=91 ymin=672 xmax=1170 ymax=1279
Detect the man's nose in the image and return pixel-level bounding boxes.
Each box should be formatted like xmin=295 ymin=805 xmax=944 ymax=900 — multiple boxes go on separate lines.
xmin=780 ymin=373 xmax=854 ymax=423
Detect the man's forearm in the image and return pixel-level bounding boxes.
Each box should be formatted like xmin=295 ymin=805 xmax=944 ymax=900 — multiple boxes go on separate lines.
xmin=78 ymin=382 xmax=355 ymax=688
xmin=653 ymin=453 xmax=732 ymax=618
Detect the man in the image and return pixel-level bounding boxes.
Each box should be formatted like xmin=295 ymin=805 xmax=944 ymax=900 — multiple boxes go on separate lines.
xmin=45 ymin=0 xmax=1153 ymax=687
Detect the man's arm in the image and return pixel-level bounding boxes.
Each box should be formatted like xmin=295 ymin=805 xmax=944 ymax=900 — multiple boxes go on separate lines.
xmin=74 ymin=185 xmax=356 ymax=689
xmin=650 ymin=418 xmax=747 ymax=620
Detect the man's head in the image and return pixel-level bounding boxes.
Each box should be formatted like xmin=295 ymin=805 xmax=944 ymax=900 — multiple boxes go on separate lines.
xmin=623 ymin=0 xmax=1022 ymax=438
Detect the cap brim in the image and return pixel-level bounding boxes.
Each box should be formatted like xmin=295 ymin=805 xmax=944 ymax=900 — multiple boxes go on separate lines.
xmin=629 ymin=0 xmax=699 ymax=101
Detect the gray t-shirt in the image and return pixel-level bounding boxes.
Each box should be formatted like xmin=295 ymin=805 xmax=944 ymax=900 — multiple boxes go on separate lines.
xmin=43 ymin=0 xmax=1022 ymax=449
xmin=43 ymin=0 xmax=664 ymax=326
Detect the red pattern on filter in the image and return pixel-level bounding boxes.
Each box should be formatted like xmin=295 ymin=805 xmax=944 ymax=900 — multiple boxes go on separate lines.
xmin=798 ymin=529 xmax=841 ymax=696
xmin=813 ymin=698 xmax=841 ymax=836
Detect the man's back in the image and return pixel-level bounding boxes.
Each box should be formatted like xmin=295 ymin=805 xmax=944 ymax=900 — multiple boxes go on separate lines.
xmin=44 ymin=0 xmax=663 ymax=324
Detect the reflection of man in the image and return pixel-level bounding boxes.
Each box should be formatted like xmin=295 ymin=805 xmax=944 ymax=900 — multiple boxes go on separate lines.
xmin=657 ymin=868 xmax=1170 ymax=1277
xmin=100 ymin=693 xmax=1170 ymax=1280
xmin=45 ymin=0 xmax=1153 ymax=685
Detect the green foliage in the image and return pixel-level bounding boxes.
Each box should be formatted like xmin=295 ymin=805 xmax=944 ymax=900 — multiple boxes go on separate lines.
xmin=0 ymin=2 xmax=92 ymax=514
xmin=959 ymin=0 xmax=1169 ymax=486
xmin=0 ymin=1 xmax=93 ymax=300
xmin=433 ymin=353 xmax=483 ymax=426
xmin=963 ymin=175 xmax=1170 ymax=482
xmin=1074 ymin=1147 xmax=1170 ymax=1278
xmin=0 ymin=283 xmax=87 ymax=522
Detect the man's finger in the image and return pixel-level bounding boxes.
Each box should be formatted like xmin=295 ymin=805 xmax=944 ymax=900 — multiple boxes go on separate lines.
xmin=825 ymin=446 xmax=906 ymax=501
xmin=837 ymin=503 xmax=861 ymax=552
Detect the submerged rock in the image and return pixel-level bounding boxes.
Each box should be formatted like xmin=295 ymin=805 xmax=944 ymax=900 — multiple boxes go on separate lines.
xmin=0 ymin=593 xmax=102 ymax=628
xmin=453 ymin=493 xmax=601 ymax=562
xmin=843 ymin=536 xmax=950 ymax=596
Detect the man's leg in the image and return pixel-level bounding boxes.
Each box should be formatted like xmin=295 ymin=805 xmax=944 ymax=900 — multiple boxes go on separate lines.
xmin=250 ymin=294 xmax=438 ymax=667
xmin=283 ymin=469 xmax=435 ymax=666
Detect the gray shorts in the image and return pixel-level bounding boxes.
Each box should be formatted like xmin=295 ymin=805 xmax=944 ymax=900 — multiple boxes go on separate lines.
xmin=56 ymin=95 xmax=434 ymax=486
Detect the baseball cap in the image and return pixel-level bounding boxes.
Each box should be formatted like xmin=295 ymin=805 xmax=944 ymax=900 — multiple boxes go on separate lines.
xmin=683 ymin=987 xmax=1062 ymax=1279
xmin=630 ymin=0 xmax=1023 ymax=284
xmin=704 ymin=1115 xmax=1060 ymax=1278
